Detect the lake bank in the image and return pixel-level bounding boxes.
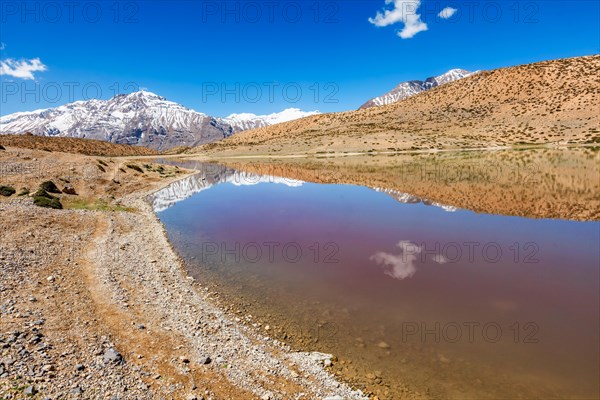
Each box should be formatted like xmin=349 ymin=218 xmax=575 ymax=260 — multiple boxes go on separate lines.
xmin=0 ymin=146 xmax=366 ymax=399
xmin=151 ymin=157 xmax=599 ymax=400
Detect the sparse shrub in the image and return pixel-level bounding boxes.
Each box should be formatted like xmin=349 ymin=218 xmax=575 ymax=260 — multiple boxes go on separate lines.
xmin=126 ymin=164 xmax=143 ymax=173
xmin=32 ymin=189 xmax=63 ymax=209
xmin=0 ymin=185 xmax=16 ymax=196
xmin=40 ymin=181 xmax=61 ymax=193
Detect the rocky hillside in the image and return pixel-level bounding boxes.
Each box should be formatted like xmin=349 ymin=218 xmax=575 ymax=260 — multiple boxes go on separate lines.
xmin=0 ymin=134 xmax=158 ymax=156
xmin=200 ymin=55 xmax=600 ymax=156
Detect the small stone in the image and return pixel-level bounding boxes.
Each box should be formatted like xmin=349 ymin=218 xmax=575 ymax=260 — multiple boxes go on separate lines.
xmin=2 ymin=357 xmax=15 ymax=366
xmin=42 ymin=364 xmax=55 ymax=372
xmin=24 ymin=386 xmax=37 ymax=395
xmin=199 ymin=356 xmax=211 ymax=365
xmin=70 ymin=387 xmax=83 ymax=395
xmin=75 ymin=364 xmax=85 ymax=371
xmin=439 ymin=354 xmax=450 ymax=363
xmin=29 ymin=296 xmax=37 ymax=302
xmin=103 ymin=348 xmax=123 ymax=364
xmin=377 ymin=341 xmax=391 ymax=349
xmin=324 ymin=358 xmax=332 ymax=367
xmin=46 ymin=276 xmax=55 ymax=283
xmin=137 ymin=324 xmax=146 ymax=330
xmin=180 ymin=356 xmax=190 ymax=364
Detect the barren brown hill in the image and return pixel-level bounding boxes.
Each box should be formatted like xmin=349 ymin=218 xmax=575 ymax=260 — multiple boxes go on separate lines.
xmin=0 ymin=134 xmax=159 ymax=156
xmin=198 ymin=55 xmax=600 ymax=156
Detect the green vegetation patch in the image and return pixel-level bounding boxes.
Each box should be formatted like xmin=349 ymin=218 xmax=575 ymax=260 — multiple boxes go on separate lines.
xmin=126 ymin=163 xmax=144 ymax=173
xmin=65 ymin=198 xmax=135 ymax=212
xmin=33 ymin=189 xmax=63 ymax=209
xmin=40 ymin=180 xmax=61 ymax=193
xmin=0 ymin=185 xmax=16 ymax=197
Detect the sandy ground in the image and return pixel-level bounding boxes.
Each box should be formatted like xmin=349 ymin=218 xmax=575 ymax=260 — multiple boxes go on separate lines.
xmin=0 ymin=145 xmax=367 ymax=399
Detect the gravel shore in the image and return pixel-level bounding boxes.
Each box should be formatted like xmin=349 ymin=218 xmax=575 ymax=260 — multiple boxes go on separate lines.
xmin=0 ymin=147 xmax=367 ymax=399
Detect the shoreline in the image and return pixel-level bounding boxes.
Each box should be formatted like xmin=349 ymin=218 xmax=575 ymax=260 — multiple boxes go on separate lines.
xmin=0 ymin=146 xmax=367 ymax=399
xmin=120 ymin=179 xmax=368 ymax=399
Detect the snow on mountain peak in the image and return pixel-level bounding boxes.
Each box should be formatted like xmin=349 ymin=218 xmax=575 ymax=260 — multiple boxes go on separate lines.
xmin=221 ymin=108 xmax=320 ymax=131
xmin=360 ymin=68 xmax=480 ymax=109
xmin=0 ymin=91 xmax=320 ymax=150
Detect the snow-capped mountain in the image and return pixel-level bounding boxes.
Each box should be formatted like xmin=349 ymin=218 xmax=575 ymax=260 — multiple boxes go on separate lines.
xmin=373 ymin=187 xmax=458 ymax=212
xmin=0 ymin=90 xmax=319 ymax=150
xmin=151 ymin=167 xmax=304 ymax=212
xmin=360 ymin=69 xmax=479 ymax=109
xmin=221 ymin=108 xmax=320 ymax=131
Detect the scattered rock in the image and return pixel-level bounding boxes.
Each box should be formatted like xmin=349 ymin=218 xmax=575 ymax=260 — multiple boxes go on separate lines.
xmin=377 ymin=341 xmax=391 ymax=349
xmin=103 ymin=348 xmax=123 ymax=364
xmin=24 ymin=385 xmax=37 ymax=396
xmin=199 ymin=356 xmax=211 ymax=365
xmin=70 ymin=387 xmax=83 ymax=395
xmin=42 ymin=364 xmax=55 ymax=372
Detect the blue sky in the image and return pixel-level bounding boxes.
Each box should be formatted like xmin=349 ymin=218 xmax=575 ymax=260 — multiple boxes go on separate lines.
xmin=1 ymin=0 xmax=598 ymax=117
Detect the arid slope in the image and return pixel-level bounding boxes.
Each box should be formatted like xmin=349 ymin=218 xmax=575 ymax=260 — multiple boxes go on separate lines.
xmin=199 ymin=55 xmax=600 ymax=156
xmin=0 ymin=134 xmax=158 ymax=157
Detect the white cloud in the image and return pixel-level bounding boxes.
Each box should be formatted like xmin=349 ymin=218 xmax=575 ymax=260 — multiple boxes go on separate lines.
xmin=438 ymin=6 xmax=458 ymax=19
xmin=370 ymin=240 xmax=422 ymax=280
xmin=432 ymin=254 xmax=448 ymax=264
xmin=0 ymin=58 xmax=47 ymax=80
xmin=368 ymin=0 xmax=428 ymax=39
xmin=0 ymin=43 xmax=6 ymax=51
xmin=371 ymin=240 xmax=451 ymax=280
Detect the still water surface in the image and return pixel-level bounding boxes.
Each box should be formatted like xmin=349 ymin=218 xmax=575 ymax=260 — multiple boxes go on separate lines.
xmin=152 ymin=160 xmax=599 ymax=399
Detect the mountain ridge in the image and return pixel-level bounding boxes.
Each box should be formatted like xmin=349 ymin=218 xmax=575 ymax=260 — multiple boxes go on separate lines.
xmin=0 ymin=90 xmax=319 ymax=151
xmin=359 ymin=68 xmax=478 ymax=109
xmin=199 ymin=55 xmax=600 ymax=156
